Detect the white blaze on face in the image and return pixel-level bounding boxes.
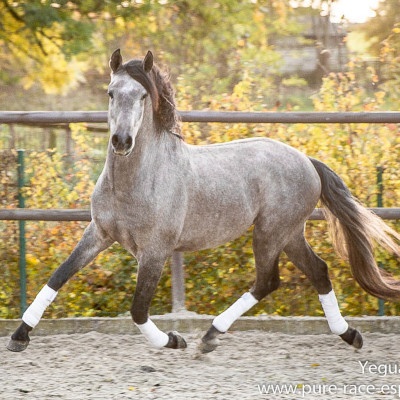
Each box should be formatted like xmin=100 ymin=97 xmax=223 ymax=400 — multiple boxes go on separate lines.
xmin=108 ymin=72 xmax=148 ymax=154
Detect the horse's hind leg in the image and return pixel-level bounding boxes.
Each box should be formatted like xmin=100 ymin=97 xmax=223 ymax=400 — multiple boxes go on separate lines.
xmin=200 ymin=225 xmax=282 ymax=353
xmin=284 ymin=231 xmax=363 ymax=349
xmin=7 ymin=222 xmax=113 ymax=352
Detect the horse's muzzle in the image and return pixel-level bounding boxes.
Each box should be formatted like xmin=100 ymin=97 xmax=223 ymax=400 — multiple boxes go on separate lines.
xmin=111 ymin=134 xmax=133 ymax=156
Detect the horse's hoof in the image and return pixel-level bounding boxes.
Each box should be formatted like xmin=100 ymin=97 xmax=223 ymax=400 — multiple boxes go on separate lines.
xmin=340 ymin=327 xmax=363 ymax=349
xmin=165 ymin=331 xmax=187 ymax=349
xmin=7 ymin=339 xmax=30 ymax=352
xmin=352 ymin=330 xmax=363 ymax=349
xmin=199 ymin=337 xmax=220 ymax=354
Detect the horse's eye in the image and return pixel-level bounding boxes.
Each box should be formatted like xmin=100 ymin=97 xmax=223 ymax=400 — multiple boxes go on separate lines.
xmin=141 ymin=93 xmax=148 ymax=101
xmin=108 ymin=91 xmax=114 ymax=99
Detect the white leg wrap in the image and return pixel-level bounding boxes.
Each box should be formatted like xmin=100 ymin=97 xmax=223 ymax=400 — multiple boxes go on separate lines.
xmin=319 ymin=289 xmax=348 ymax=335
xmin=22 ymin=284 xmax=58 ymax=328
xmin=135 ymin=319 xmax=169 ymax=348
xmin=212 ymin=292 xmax=258 ymax=333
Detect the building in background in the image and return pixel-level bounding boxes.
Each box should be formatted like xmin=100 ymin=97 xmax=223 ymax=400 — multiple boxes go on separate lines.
xmin=273 ymin=13 xmax=348 ymax=86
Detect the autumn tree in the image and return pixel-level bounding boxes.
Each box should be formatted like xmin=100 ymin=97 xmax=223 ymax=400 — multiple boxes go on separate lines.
xmin=0 ymin=0 xmax=299 ymax=100
xmin=0 ymin=0 xmax=102 ymax=93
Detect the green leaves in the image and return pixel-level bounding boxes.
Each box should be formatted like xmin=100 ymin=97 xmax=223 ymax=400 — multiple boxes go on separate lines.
xmin=0 ymin=0 xmax=298 ymax=96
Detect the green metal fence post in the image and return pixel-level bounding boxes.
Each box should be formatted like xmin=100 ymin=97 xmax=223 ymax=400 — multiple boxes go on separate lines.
xmin=377 ymin=166 xmax=385 ymax=316
xmin=17 ymin=149 xmax=27 ymax=316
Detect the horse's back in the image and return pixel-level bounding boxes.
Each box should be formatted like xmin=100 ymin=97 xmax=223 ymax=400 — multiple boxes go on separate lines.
xmin=186 ymin=137 xmax=320 ymax=204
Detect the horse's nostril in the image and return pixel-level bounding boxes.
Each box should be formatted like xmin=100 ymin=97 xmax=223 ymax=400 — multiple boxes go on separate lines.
xmin=111 ymin=134 xmax=119 ymax=147
xmin=126 ymin=136 xmax=133 ymax=148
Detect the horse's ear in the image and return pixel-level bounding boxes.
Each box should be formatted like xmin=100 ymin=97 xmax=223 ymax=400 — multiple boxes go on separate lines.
xmin=110 ymin=49 xmax=122 ymax=73
xmin=143 ymin=51 xmax=153 ymax=73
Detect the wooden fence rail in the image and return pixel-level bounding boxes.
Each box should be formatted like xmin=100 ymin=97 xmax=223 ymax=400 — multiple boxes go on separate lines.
xmin=1 ymin=208 xmax=400 ymax=221
xmin=1 ymin=111 xmax=400 ymax=125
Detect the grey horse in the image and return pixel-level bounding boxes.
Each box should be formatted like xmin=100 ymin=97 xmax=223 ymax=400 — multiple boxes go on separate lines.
xmin=8 ymin=50 xmax=400 ymax=353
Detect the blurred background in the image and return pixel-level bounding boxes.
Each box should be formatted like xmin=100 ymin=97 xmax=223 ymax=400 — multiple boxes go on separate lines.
xmin=1 ymin=0 xmax=399 ymax=112
xmin=0 ymin=0 xmax=399 ymax=319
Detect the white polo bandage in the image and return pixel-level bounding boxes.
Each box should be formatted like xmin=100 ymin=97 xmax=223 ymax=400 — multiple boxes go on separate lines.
xmin=213 ymin=292 xmax=258 ymax=333
xmin=319 ymin=289 xmax=348 ymax=335
xmin=22 ymin=284 xmax=58 ymax=328
xmin=135 ymin=319 xmax=169 ymax=347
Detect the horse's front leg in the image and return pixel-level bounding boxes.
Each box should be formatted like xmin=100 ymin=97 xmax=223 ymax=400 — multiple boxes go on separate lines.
xmin=7 ymin=221 xmax=113 ymax=352
xmin=131 ymin=254 xmax=187 ymax=349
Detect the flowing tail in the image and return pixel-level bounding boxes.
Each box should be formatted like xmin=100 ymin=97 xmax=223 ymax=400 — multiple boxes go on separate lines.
xmin=309 ymin=157 xmax=400 ymax=301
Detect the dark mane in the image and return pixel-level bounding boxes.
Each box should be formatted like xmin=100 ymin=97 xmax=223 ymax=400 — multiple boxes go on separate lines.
xmin=120 ymin=59 xmax=182 ymax=139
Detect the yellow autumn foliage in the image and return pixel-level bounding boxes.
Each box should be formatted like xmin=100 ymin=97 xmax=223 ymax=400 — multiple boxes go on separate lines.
xmin=0 ymin=29 xmax=399 ymax=319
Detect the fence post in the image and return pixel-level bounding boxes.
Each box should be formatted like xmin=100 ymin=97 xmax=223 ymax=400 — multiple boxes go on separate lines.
xmin=377 ymin=166 xmax=385 ymax=316
xmin=17 ymin=149 xmax=27 ymax=316
xmin=65 ymin=124 xmax=72 ymax=158
xmin=9 ymin=124 xmax=16 ymax=149
xmin=171 ymin=251 xmax=185 ymax=312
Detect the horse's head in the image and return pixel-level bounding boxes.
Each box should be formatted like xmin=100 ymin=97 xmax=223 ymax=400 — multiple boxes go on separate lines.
xmin=107 ymin=49 xmax=154 ymax=156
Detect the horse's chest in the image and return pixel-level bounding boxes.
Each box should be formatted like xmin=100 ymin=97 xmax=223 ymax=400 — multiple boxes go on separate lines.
xmin=92 ymin=192 xmax=159 ymax=248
